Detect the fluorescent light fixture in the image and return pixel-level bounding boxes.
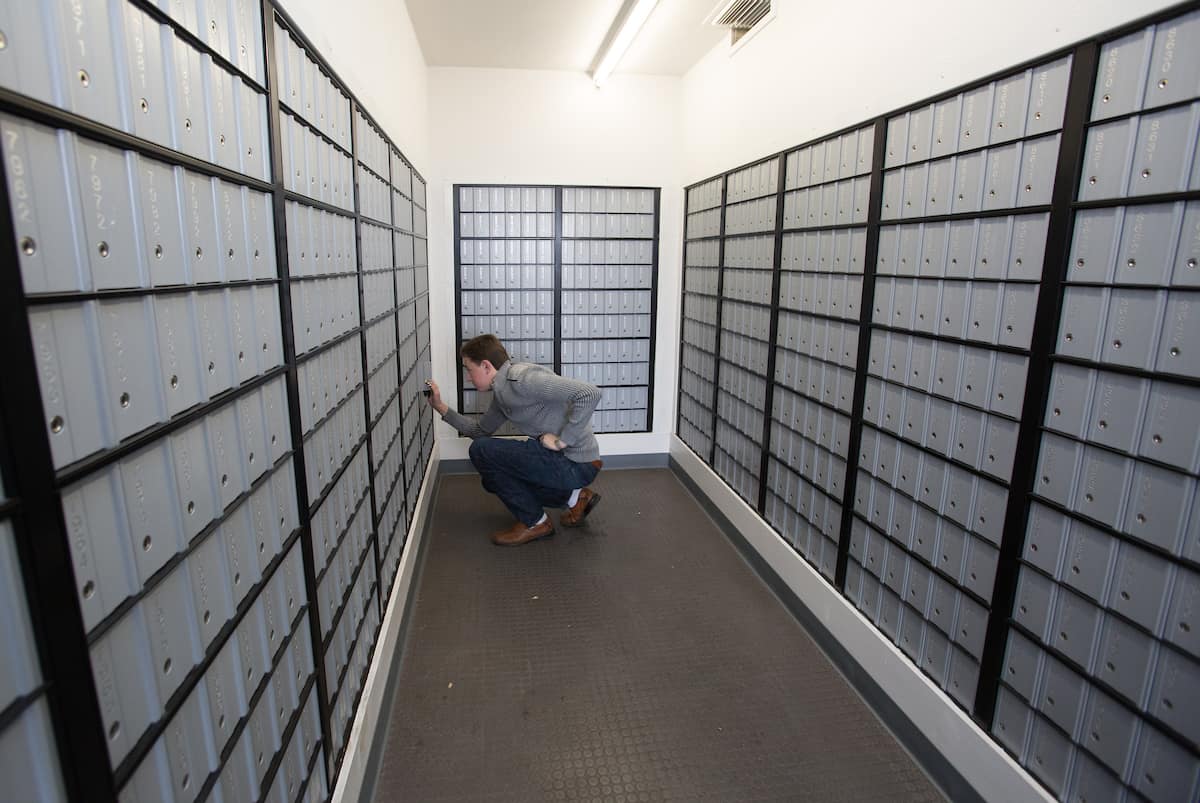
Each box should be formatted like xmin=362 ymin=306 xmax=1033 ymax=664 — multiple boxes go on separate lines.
xmin=591 ymin=0 xmax=659 ymax=87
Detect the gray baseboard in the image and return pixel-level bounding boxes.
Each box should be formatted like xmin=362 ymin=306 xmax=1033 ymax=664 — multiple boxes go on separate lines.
xmin=440 ymin=451 xmax=670 ymax=475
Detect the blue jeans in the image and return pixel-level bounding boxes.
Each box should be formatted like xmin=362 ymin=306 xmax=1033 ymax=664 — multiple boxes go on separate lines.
xmin=468 ymin=437 xmax=600 ymax=526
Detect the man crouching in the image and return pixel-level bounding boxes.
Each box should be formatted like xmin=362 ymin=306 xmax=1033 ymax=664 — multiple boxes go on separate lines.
xmin=425 ymin=334 xmax=603 ymax=545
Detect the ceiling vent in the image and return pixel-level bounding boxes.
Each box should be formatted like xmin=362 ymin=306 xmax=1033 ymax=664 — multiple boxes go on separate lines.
xmin=706 ymin=0 xmax=773 ymax=48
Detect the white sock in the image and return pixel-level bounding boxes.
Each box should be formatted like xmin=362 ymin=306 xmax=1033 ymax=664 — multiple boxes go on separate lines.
xmin=535 ymin=513 xmax=548 ymax=525
xmin=567 ymin=489 xmax=581 ymax=507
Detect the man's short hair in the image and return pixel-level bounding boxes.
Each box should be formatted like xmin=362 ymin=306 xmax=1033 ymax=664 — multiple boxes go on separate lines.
xmin=461 ymin=334 xmax=510 ymax=369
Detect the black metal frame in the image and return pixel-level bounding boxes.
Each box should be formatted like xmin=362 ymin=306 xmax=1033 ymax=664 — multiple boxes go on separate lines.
xmin=0 ymin=127 xmax=115 ymax=803
xmin=834 ymin=117 xmax=889 ymax=590
xmin=971 ymin=40 xmax=1102 ymax=725
xmin=708 ymin=179 xmax=731 ymax=466
xmin=262 ymin=1 xmax=337 ymax=786
xmin=382 ymin=129 xmax=412 ymax=590
xmin=675 ymin=190 xmax=692 ymax=443
xmin=451 ymin=183 xmax=662 ymax=435
xmin=646 ymin=189 xmax=664 ymax=429
xmin=756 ymin=154 xmax=792 ymax=513
xmin=348 ymin=99 xmax=384 ymax=635
xmin=553 ymin=187 xmax=564 ymax=377
xmin=676 ymin=178 xmax=723 ymax=460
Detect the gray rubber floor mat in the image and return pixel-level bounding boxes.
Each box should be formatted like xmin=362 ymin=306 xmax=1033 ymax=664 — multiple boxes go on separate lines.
xmin=370 ymin=468 xmax=945 ymax=802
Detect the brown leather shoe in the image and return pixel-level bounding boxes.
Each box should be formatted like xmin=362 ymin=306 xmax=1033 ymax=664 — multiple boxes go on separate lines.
xmin=491 ymin=517 xmax=554 ymax=546
xmin=561 ymin=487 xmax=602 ymax=527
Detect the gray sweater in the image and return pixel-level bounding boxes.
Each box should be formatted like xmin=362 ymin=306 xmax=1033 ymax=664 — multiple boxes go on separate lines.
xmin=442 ymin=362 xmax=603 ymax=462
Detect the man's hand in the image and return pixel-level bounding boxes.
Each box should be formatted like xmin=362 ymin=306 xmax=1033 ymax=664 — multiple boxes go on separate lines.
xmin=425 ymin=380 xmax=449 ymax=415
xmin=540 ymin=433 xmax=566 ymax=451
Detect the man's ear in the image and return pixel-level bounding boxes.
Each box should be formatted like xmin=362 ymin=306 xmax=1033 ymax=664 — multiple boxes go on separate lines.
xmin=480 ymin=359 xmax=495 ymax=374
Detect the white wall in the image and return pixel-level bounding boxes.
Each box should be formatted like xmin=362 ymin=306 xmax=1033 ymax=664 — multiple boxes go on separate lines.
xmin=427 ymin=67 xmax=685 ymax=460
xmin=277 ymin=0 xmax=430 ymax=170
xmin=681 ymin=0 xmax=1181 ymax=184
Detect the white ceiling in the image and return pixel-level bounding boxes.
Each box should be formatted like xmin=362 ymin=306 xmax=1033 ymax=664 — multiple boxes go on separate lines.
xmin=405 ymin=0 xmax=727 ymax=76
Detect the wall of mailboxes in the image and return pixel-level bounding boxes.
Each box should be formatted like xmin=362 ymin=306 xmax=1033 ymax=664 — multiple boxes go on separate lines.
xmin=0 ymin=1 xmax=433 ymax=802
xmin=679 ymin=5 xmax=1199 ymax=802
xmin=453 ymin=184 xmax=660 ymax=435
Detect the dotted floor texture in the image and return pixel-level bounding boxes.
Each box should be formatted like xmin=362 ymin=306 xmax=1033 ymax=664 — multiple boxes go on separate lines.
xmin=370 ymin=467 xmax=946 ymax=802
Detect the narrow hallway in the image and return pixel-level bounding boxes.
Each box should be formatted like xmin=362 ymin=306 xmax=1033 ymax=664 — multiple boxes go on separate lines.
xmin=369 ymin=468 xmax=943 ymax=801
